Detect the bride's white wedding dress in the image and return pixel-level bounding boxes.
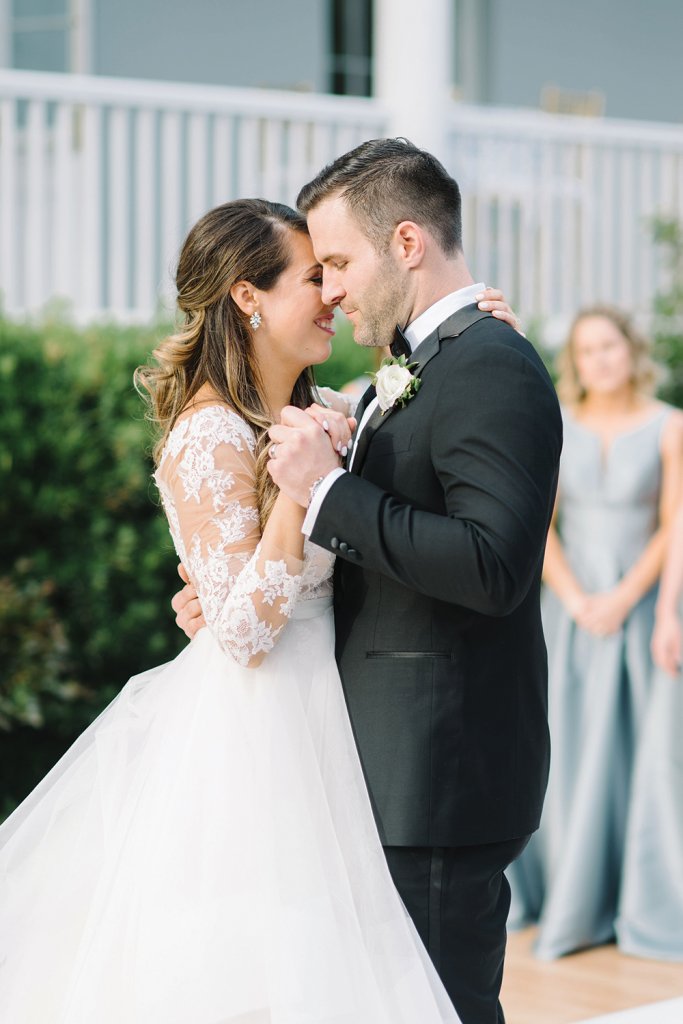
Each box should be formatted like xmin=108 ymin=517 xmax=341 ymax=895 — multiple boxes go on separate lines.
xmin=0 ymin=404 xmax=459 ymax=1023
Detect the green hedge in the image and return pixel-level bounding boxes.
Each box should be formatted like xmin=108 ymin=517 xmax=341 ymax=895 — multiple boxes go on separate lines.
xmin=651 ymin=218 xmax=683 ymax=409
xmin=0 ymin=312 xmax=372 ymax=813
xmin=0 ymin=315 xmax=184 ymax=808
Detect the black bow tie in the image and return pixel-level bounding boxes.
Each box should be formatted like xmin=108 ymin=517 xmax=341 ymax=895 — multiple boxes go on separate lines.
xmin=390 ymin=325 xmax=412 ymax=359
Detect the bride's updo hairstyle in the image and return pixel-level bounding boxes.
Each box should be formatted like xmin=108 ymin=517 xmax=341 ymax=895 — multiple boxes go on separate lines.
xmin=137 ymin=198 xmax=316 ymax=527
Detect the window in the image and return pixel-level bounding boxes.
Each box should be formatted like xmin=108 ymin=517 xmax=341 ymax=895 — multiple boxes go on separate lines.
xmin=330 ymin=0 xmax=373 ymax=97
xmin=5 ymin=0 xmax=90 ymax=73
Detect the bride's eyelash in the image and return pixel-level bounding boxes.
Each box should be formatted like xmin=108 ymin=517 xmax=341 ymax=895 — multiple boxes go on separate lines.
xmin=309 ymin=275 xmax=323 ymax=285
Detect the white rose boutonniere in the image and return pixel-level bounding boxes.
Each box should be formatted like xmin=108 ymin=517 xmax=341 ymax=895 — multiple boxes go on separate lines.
xmin=370 ymin=355 xmax=421 ymax=414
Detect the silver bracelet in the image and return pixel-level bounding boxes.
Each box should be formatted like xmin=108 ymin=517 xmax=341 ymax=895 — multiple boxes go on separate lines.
xmin=307 ymin=475 xmax=326 ymax=508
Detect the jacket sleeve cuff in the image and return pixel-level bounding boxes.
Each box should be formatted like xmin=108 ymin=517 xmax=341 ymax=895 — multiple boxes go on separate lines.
xmin=301 ymin=467 xmax=347 ymax=536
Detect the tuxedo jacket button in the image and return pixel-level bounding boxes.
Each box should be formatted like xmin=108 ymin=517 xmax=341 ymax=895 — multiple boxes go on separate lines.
xmin=348 ymin=548 xmax=359 ymax=559
xmin=338 ymin=541 xmax=349 ymax=553
xmin=330 ymin=537 xmax=339 ymax=549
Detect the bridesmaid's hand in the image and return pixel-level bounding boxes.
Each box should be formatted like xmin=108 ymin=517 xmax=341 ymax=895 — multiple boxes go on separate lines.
xmin=573 ymin=590 xmax=631 ymax=636
xmin=651 ymin=610 xmax=682 ymax=675
xmin=475 ymin=287 xmax=524 ymax=335
xmin=171 ymin=563 xmax=206 ymax=639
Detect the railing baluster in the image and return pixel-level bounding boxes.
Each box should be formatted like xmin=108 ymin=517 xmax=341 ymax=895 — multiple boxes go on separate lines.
xmin=638 ymin=150 xmax=656 ymax=318
xmin=134 ymin=107 xmax=156 ymax=319
xmin=286 ymin=120 xmax=308 ymax=207
xmin=311 ymin=123 xmax=333 ymax=175
xmin=559 ymin=140 xmax=578 ymax=318
xmin=211 ymin=114 xmax=233 ymax=205
xmin=159 ymin=110 xmax=183 ymax=307
xmin=237 ymin=116 xmax=259 ymax=197
xmin=579 ymin=138 xmax=597 ymax=308
xmin=81 ymin=103 xmax=103 ymax=318
xmin=53 ymin=102 xmax=74 ymax=307
xmin=262 ymin=118 xmax=285 ymax=203
xmin=187 ymin=112 xmax=209 ymax=225
xmin=108 ymin=106 xmax=129 ymax=311
xmin=600 ymin=145 xmax=617 ymax=303
xmin=537 ymin=138 xmax=555 ymax=322
xmin=618 ymin=146 xmax=637 ymax=310
xmin=0 ymin=98 xmax=17 ymax=313
xmin=25 ymin=99 xmax=48 ymax=310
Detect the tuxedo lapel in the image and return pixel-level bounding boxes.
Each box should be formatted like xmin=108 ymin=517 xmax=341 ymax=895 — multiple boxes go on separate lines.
xmin=352 ymin=382 xmax=375 ymax=425
xmin=415 ymin=303 xmax=492 ymax=375
xmin=351 ymin=304 xmax=493 ymax=476
xmin=348 ymin=383 xmax=375 ymax=475
xmin=350 ymin=395 xmax=398 ymax=475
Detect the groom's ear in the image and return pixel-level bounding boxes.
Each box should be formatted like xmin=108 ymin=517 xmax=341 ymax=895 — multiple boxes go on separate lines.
xmin=393 ymin=221 xmax=426 ymax=269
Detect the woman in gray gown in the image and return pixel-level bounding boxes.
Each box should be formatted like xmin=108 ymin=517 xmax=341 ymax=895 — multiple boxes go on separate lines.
xmin=616 ymin=500 xmax=683 ymax=961
xmin=508 ymin=306 xmax=683 ymax=959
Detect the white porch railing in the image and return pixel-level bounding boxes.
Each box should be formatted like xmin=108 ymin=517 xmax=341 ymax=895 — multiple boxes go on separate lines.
xmin=447 ymin=106 xmax=683 ymax=340
xmin=1 ymin=68 xmax=682 ymax=336
xmin=0 ymin=69 xmax=385 ymax=323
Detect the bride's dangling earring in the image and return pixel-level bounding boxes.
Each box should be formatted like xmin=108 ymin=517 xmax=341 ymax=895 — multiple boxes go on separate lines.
xmin=250 ymin=310 xmax=262 ymax=330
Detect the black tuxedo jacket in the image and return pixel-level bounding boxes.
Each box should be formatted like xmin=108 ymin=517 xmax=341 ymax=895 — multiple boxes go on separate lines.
xmin=310 ymin=305 xmax=563 ymax=847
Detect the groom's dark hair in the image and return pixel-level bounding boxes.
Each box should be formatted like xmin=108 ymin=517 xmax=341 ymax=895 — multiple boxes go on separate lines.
xmin=297 ymin=137 xmax=462 ymax=255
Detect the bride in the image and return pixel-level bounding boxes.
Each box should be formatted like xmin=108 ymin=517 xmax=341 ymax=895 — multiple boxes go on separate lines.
xmin=0 ymin=198 xmax=512 ymax=1022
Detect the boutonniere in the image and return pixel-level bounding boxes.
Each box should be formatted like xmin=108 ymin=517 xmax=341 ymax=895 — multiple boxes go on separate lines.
xmin=370 ymin=355 xmax=422 ymax=414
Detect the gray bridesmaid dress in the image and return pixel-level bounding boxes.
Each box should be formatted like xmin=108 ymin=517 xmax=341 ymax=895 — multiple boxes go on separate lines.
xmin=616 ymin=658 xmax=683 ymax=961
xmin=507 ymin=404 xmax=672 ymax=959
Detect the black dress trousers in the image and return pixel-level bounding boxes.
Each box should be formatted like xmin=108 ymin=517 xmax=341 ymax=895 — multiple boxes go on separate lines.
xmin=384 ymin=836 xmax=530 ymax=1024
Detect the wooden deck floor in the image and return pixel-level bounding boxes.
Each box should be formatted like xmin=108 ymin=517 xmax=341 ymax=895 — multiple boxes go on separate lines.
xmin=501 ymin=928 xmax=683 ymax=1023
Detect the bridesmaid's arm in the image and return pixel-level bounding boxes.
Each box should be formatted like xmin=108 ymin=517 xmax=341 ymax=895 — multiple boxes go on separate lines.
xmin=541 ymin=497 xmax=588 ymax=616
xmin=613 ymin=410 xmax=683 ymax=611
xmin=652 ymin=502 xmax=683 ymax=674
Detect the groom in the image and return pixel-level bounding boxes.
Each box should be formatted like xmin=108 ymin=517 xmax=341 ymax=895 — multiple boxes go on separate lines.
xmin=266 ymin=139 xmax=562 ymax=1023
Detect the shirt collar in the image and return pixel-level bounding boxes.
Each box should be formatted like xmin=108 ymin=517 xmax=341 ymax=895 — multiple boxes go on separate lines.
xmin=403 ymin=282 xmax=486 ymax=352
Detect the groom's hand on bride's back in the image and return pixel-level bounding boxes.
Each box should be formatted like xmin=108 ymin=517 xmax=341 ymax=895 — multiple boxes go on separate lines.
xmin=171 ymin=563 xmax=206 ymax=639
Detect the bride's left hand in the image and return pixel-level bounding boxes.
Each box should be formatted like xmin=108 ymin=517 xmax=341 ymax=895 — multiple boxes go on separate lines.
xmin=304 ymin=403 xmax=357 ymax=459
xmin=476 ymin=287 xmax=524 ymax=335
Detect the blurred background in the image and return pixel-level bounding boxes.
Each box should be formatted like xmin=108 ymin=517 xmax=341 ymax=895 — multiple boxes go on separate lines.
xmin=1 ymin=0 xmax=682 ymax=855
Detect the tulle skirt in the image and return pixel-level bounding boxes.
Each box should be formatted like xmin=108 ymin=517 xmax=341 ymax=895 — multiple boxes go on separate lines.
xmin=0 ymin=597 xmax=458 ymax=1023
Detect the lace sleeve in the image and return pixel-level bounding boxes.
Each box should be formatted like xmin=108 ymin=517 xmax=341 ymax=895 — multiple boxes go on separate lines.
xmin=155 ymin=406 xmax=305 ymax=667
xmin=317 ymin=386 xmax=360 ymax=418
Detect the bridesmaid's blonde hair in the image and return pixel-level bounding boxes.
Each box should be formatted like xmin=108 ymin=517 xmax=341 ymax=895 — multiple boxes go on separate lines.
xmin=556 ymin=305 xmax=660 ymax=405
xmin=136 ymin=199 xmax=317 ymax=530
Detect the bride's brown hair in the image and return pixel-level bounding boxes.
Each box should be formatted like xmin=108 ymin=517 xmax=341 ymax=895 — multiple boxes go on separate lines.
xmin=136 ymin=199 xmax=317 ymax=529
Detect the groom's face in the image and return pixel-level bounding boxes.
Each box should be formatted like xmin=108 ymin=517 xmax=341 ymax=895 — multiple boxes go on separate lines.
xmin=307 ymin=195 xmax=408 ymax=349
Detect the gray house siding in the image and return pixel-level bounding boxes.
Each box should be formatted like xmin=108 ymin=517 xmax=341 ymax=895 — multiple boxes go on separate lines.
xmin=488 ymin=0 xmax=683 ymax=123
xmin=5 ymin=0 xmax=683 ymax=124
xmin=94 ymin=0 xmax=329 ymax=92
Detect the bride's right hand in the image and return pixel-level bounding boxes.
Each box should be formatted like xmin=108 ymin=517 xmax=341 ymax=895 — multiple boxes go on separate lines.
xmin=171 ymin=563 xmax=206 ymax=639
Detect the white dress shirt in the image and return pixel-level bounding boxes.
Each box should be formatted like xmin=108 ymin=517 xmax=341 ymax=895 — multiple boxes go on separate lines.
xmin=302 ymin=282 xmax=486 ymax=536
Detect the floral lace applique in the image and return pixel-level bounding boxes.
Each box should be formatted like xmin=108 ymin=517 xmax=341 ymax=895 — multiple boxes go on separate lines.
xmin=154 ymin=405 xmax=330 ymax=667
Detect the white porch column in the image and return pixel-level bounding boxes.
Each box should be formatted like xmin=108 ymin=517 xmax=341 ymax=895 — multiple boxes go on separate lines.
xmin=69 ymin=0 xmax=92 ymax=73
xmin=373 ymin=0 xmax=453 ymax=160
